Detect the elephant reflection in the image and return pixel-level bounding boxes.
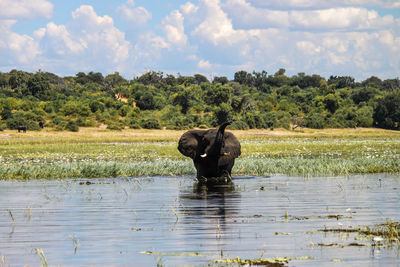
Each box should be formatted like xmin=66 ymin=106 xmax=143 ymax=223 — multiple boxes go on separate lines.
xmin=179 ymin=183 xmax=240 ymax=233
xmin=178 ymin=122 xmax=241 ymax=184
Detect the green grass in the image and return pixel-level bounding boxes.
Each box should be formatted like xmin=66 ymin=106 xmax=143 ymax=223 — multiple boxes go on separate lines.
xmin=1 ymin=128 xmax=399 ymax=179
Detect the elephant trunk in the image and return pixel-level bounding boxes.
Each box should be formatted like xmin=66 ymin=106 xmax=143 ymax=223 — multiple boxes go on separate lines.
xmin=215 ymin=122 xmax=229 ymax=145
xmin=200 ymin=122 xmax=230 ymax=158
xmin=213 ymin=122 xmax=230 ymax=155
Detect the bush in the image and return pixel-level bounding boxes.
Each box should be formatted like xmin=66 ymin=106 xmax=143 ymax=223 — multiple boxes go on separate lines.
xmin=261 ymin=112 xmax=278 ymax=129
xmin=6 ymin=111 xmax=41 ymax=130
xmin=140 ymin=118 xmax=161 ymax=129
xmin=129 ymin=120 xmax=141 ymax=129
xmin=306 ymin=113 xmax=326 ymax=129
xmin=76 ymin=117 xmax=97 ymax=127
xmin=107 ymin=121 xmax=124 ymax=130
xmin=65 ymin=120 xmax=79 ymax=132
xmin=229 ymin=120 xmax=249 ymax=130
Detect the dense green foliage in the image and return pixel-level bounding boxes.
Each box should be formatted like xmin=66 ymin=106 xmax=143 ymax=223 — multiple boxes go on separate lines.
xmin=1 ymin=69 xmax=399 ymax=131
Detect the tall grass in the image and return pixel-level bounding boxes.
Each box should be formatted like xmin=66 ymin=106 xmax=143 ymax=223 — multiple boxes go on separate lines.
xmin=1 ymin=128 xmax=399 ymax=179
xmin=0 ymin=160 xmax=195 ymax=179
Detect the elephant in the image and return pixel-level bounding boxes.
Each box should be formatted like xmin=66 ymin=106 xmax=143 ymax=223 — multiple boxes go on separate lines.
xmin=178 ymin=122 xmax=241 ymax=183
xmin=17 ymin=125 xmax=27 ymax=133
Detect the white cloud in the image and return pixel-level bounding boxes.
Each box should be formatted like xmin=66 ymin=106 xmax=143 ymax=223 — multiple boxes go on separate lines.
xmin=296 ymin=40 xmax=321 ymax=56
xmin=289 ymin=8 xmax=395 ymax=30
xmin=1 ymin=0 xmax=399 ymax=80
xmin=35 ymin=22 xmax=85 ymax=56
xmin=192 ymin=0 xmax=243 ymax=45
xmin=0 ymin=20 xmax=40 ymax=65
xmin=198 ymin=59 xmax=212 ymax=69
xmin=248 ymin=0 xmax=400 ymax=9
xmin=223 ymin=1 xmax=396 ymax=31
xmin=162 ymin=10 xmax=187 ymax=48
xmin=0 ymin=0 xmax=53 ymax=19
xmin=181 ymin=2 xmax=199 ymax=15
xmin=117 ymin=1 xmax=152 ymax=26
xmin=223 ymin=0 xmax=289 ymax=28
xmin=30 ymin=5 xmax=131 ymax=74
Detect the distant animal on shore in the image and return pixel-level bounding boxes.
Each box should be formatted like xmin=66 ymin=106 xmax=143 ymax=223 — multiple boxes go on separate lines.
xmin=39 ymin=121 xmax=45 ymax=128
xmin=17 ymin=125 xmax=27 ymax=133
xmin=178 ymin=122 xmax=241 ymax=183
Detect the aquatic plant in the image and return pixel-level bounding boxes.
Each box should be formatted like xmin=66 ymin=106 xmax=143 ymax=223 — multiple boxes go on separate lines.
xmin=35 ymin=248 xmax=48 ymax=267
xmin=214 ymin=256 xmax=313 ymax=266
xmin=0 ymin=128 xmax=399 ymax=179
xmin=320 ymin=221 xmax=400 ymax=245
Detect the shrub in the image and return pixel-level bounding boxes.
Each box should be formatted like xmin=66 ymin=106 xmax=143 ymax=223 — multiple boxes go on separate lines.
xmin=306 ymin=113 xmax=326 ymax=129
xmin=65 ymin=120 xmax=79 ymax=132
xmin=229 ymin=120 xmax=249 ymax=130
xmin=107 ymin=121 xmax=124 ymax=130
xmin=129 ymin=120 xmax=141 ymax=129
xmin=140 ymin=118 xmax=161 ymax=129
xmin=261 ymin=112 xmax=278 ymax=129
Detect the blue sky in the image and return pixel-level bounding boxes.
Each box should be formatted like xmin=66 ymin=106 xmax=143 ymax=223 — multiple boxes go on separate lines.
xmin=1 ymin=0 xmax=399 ymax=80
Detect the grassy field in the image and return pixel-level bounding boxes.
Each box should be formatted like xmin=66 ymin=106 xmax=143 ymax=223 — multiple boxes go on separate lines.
xmin=0 ymin=127 xmax=400 ymax=179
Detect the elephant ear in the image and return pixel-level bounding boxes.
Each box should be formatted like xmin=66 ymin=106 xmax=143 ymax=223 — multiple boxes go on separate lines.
xmin=178 ymin=130 xmax=204 ymax=159
xmin=219 ymin=132 xmax=241 ymax=165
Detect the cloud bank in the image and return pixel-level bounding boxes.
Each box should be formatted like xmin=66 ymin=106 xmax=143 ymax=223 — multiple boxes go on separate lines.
xmin=0 ymin=0 xmax=399 ymax=80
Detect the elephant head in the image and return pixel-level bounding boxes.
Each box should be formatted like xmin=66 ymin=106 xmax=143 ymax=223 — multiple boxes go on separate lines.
xmin=178 ymin=122 xmax=241 ymax=180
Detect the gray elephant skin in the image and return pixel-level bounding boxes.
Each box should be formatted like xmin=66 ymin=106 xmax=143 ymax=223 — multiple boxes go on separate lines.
xmin=178 ymin=122 xmax=241 ymax=180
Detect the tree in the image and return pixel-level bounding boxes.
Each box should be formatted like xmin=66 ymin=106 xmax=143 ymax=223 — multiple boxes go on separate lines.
xmin=136 ymin=71 xmax=163 ymax=85
xmin=306 ymin=112 xmax=326 ymax=129
xmin=323 ymin=93 xmax=341 ymax=113
xmin=87 ymin=72 xmax=105 ymax=84
xmin=212 ymin=76 xmax=228 ymax=85
xmin=362 ymin=76 xmax=382 ymax=89
xmin=105 ymin=72 xmax=127 ymax=89
xmin=291 ymin=73 xmax=323 ymax=89
xmin=172 ymin=86 xmax=198 ymax=114
xmin=351 ymin=87 xmax=379 ymax=105
xmin=214 ymin=103 xmax=233 ymax=125
xmin=9 ymin=70 xmax=29 ymax=89
xmin=327 ymin=76 xmax=355 ymax=89
xmin=291 ymin=115 xmax=304 ymax=130
xmin=373 ymin=91 xmax=400 ymax=129
xmin=382 ymin=78 xmax=400 ymax=92
xmin=194 ymin=74 xmax=209 ymax=84
xmin=27 ymin=73 xmax=51 ymax=97
xmin=204 ymin=84 xmax=233 ymax=106
xmin=234 ymin=70 xmax=254 ymax=86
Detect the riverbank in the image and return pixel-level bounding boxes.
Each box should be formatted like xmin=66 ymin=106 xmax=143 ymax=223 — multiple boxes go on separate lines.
xmin=1 ymin=127 xmax=399 ymax=179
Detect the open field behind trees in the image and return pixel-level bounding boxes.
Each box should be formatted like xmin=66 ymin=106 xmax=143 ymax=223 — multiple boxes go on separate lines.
xmin=1 ymin=128 xmax=399 ymax=179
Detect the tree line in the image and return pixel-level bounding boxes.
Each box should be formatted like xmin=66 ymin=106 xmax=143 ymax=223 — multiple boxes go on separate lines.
xmin=0 ymin=69 xmax=399 ymax=132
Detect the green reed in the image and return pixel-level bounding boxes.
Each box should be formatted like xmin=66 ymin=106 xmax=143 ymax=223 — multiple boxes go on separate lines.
xmin=1 ymin=130 xmax=399 ymax=179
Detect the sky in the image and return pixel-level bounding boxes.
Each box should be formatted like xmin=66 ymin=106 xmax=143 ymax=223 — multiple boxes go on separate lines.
xmin=0 ymin=0 xmax=399 ymax=81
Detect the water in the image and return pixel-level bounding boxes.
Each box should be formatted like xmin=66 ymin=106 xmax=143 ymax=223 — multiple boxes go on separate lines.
xmin=0 ymin=175 xmax=399 ymax=266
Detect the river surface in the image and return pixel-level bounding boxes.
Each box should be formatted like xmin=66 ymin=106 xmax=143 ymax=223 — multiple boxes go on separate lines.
xmin=0 ymin=175 xmax=400 ymax=266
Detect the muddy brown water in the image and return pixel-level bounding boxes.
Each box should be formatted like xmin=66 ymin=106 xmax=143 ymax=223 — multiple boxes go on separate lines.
xmin=1 ymin=175 xmax=399 ymax=266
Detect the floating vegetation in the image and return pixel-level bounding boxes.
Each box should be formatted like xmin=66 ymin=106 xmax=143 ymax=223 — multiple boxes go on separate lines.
xmin=319 ymin=221 xmax=400 ymax=245
xmin=214 ymin=256 xmax=314 ymax=266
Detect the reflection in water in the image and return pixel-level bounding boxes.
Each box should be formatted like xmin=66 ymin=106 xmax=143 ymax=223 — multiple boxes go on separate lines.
xmin=0 ymin=175 xmax=399 ymax=266
xmin=179 ymin=182 xmax=239 ymax=233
